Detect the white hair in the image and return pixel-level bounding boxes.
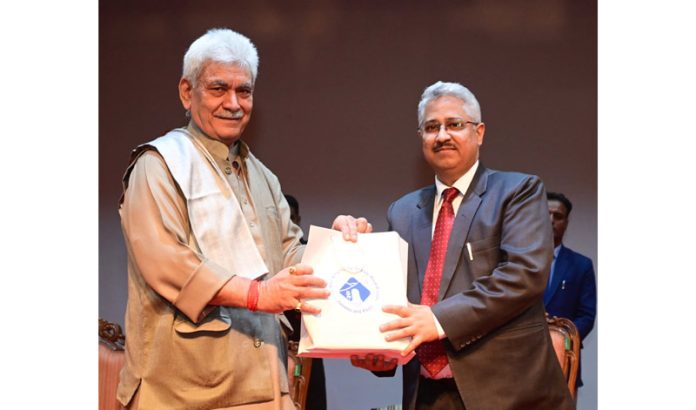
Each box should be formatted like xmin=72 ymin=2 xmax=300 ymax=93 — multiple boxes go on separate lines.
xmin=182 ymin=28 xmax=259 ymax=86
xmin=417 ymin=81 xmax=482 ymax=125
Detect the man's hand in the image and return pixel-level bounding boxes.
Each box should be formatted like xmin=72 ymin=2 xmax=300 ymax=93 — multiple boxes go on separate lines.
xmin=380 ymin=303 xmax=441 ymax=357
xmin=350 ymin=353 xmax=398 ymax=372
xmin=257 ymin=263 xmax=330 ymax=314
xmin=331 ymin=215 xmax=373 ymax=242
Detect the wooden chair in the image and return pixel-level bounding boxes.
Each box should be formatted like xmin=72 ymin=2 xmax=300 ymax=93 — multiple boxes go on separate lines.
xmin=546 ymin=314 xmax=580 ymax=399
xmin=287 ymin=340 xmax=313 ymax=410
xmin=99 ymin=319 xmax=126 ymax=410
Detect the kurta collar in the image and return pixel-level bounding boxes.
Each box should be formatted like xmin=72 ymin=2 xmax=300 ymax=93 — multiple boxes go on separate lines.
xmin=186 ymin=121 xmax=230 ymax=162
xmin=185 ymin=121 xmax=250 ymax=162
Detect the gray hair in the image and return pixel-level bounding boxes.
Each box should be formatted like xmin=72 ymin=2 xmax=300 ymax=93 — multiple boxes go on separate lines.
xmin=182 ymin=28 xmax=259 ymax=87
xmin=417 ymin=81 xmax=482 ymax=125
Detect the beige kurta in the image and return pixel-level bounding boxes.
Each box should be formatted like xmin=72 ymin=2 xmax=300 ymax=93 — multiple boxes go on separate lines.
xmin=117 ymin=122 xmax=304 ymax=410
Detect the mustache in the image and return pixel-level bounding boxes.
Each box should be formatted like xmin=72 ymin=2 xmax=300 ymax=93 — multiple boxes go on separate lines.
xmin=433 ymin=141 xmax=456 ymax=151
xmin=216 ymin=110 xmax=244 ymax=120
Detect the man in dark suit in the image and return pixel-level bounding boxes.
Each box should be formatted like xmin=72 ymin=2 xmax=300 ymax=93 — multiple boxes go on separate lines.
xmin=545 ymin=192 xmax=597 ymax=388
xmin=352 ymin=81 xmax=573 ymax=409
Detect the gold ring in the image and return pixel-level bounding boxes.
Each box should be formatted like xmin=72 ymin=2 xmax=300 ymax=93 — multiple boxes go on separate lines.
xmin=289 ymin=266 xmax=297 ymax=275
xmin=295 ymin=301 xmax=302 ymax=311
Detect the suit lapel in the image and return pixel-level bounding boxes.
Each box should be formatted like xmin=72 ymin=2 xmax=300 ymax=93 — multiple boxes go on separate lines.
xmin=412 ymin=187 xmax=436 ymax=301
xmin=544 ymin=245 xmax=569 ymax=304
xmin=439 ymin=166 xmax=487 ymax=300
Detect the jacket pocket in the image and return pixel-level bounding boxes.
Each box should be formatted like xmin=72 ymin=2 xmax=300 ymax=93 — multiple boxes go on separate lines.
xmin=468 ymin=235 xmax=500 ymax=253
xmin=174 ymin=306 xmax=232 ymax=335
xmin=494 ymin=321 xmax=545 ymax=340
xmin=466 ymin=235 xmax=501 ymax=278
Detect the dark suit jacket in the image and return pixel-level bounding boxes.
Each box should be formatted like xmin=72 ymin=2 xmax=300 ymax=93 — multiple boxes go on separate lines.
xmin=387 ymin=166 xmax=573 ymax=410
xmin=544 ymin=245 xmax=597 ymax=388
xmin=544 ymin=245 xmax=597 ymax=341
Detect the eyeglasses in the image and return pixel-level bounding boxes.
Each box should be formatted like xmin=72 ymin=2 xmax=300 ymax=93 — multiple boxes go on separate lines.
xmin=419 ymin=120 xmax=479 ymax=136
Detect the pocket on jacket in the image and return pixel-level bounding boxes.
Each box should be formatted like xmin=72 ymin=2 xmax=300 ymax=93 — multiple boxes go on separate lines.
xmin=468 ymin=235 xmax=500 ymax=253
xmin=174 ymin=307 xmax=232 ymax=335
xmin=467 ymin=235 xmax=501 ymax=277
xmin=494 ymin=321 xmax=545 ymax=340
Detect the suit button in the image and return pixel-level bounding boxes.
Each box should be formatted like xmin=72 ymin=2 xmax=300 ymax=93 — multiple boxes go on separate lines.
xmin=254 ymin=338 xmax=263 ymax=348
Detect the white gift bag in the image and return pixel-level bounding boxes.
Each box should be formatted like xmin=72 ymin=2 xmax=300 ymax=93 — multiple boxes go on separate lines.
xmin=297 ymin=226 xmax=415 ymax=365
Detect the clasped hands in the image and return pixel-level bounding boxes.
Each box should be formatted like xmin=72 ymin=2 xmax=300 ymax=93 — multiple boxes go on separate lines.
xmin=351 ymin=303 xmax=441 ymax=372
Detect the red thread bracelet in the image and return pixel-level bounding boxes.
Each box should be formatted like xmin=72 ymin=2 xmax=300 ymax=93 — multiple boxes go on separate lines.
xmin=246 ymin=279 xmax=260 ymax=312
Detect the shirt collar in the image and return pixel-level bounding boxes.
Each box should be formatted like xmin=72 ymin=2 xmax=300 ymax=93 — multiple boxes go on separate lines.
xmin=186 ymin=121 xmax=230 ymax=162
xmin=553 ymin=245 xmax=562 ymax=259
xmin=434 ymin=160 xmax=479 ymax=203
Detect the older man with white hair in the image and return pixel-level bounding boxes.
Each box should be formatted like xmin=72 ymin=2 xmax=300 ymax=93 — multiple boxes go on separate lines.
xmin=117 ymin=28 xmax=371 ymax=409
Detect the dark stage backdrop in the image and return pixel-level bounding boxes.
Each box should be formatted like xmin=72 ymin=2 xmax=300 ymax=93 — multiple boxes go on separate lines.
xmin=99 ymin=1 xmax=597 ymax=408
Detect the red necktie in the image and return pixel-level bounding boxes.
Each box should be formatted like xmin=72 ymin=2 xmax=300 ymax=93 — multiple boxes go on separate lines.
xmin=416 ymin=187 xmax=459 ymax=377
